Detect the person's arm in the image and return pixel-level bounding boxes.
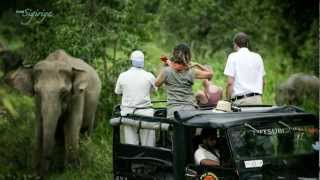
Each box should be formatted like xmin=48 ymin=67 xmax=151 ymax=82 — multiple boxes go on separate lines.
xmin=260 ymin=55 xmax=266 ymax=93
xmin=202 ymin=79 xmax=210 ymax=97
xmin=200 ymin=159 xmax=220 ymax=166
xmin=149 ymin=74 xmax=158 ymax=92
xmin=193 ymin=63 xmax=213 ymax=80
xmin=194 ymin=68 xmax=212 ymax=80
xmin=224 ymin=54 xmax=235 ymax=100
xmin=195 ymin=147 xmax=220 ymax=167
xmin=155 ymin=69 xmax=165 ymax=87
xmin=226 ymin=76 xmax=234 ymax=100
xmin=190 ymin=62 xmax=207 ymax=70
xmin=114 ymin=76 xmax=122 ymax=95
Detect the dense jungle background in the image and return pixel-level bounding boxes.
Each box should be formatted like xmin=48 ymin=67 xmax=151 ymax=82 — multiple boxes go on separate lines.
xmin=0 ymin=0 xmax=318 ymax=179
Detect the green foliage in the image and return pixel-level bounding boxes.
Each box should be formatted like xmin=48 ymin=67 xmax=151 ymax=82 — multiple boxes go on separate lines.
xmin=0 ymin=89 xmax=18 ymax=118
xmin=160 ymin=0 xmax=280 ymax=53
xmin=159 ymin=0 xmax=318 ymax=75
xmin=298 ymin=21 xmax=319 ymax=75
xmin=48 ymin=121 xmax=113 ymax=179
xmin=20 ymin=0 xmax=127 ymax=62
xmin=0 ymin=88 xmax=35 ymax=177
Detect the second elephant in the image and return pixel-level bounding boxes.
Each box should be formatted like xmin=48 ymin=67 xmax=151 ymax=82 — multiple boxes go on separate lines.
xmin=275 ymin=73 xmax=319 ymax=112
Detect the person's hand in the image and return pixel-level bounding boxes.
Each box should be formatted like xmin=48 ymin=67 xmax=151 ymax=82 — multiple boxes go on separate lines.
xmin=160 ymin=55 xmax=169 ymax=66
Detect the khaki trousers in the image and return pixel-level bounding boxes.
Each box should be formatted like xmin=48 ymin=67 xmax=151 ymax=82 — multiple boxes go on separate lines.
xmin=233 ymin=95 xmax=262 ymax=106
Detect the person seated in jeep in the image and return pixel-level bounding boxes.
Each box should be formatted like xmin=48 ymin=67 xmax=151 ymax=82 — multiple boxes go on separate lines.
xmin=194 ymin=128 xmax=220 ymax=166
xmin=195 ymin=65 xmax=223 ymax=108
xmin=195 ymin=79 xmax=223 ymax=108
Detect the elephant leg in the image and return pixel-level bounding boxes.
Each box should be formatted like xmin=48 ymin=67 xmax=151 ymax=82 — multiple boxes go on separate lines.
xmin=33 ymin=114 xmax=43 ymax=176
xmin=40 ymin=110 xmax=60 ymax=176
xmin=64 ymin=94 xmax=84 ymax=167
xmin=33 ymin=99 xmax=46 ymax=177
xmin=31 ymin=117 xmax=57 ymax=178
xmin=82 ymin=92 xmax=99 ymax=136
xmin=55 ymin=116 xmax=65 ymax=145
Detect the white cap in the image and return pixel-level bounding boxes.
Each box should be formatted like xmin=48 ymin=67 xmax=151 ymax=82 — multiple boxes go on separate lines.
xmin=130 ymin=50 xmax=144 ymax=68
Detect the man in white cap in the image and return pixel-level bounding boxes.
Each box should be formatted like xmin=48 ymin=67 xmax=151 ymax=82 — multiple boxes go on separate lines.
xmin=115 ymin=50 xmax=156 ymax=146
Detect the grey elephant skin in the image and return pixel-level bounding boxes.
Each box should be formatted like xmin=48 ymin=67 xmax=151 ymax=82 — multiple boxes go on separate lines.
xmin=275 ymin=73 xmax=319 ymax=109
xmin=4 ymin=50 xmax=101 ymax=177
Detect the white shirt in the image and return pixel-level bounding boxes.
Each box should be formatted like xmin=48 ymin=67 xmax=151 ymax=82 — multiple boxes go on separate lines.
xmin=194 ymin=145 xmax=220 ymax=166
xmin=224 ymin=48 xmax=265 ymax=96
xmin=115 ymin=67 xmax=156 ymax=116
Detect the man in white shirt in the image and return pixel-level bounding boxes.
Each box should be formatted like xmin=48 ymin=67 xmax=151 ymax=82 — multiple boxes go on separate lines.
xmin=224 ymin=32 xmax=265 ymax=105
xmin=115 ymin=50 xmax=156 ymax=146
xmin=194 ymin=129 xmax=220 ymax=166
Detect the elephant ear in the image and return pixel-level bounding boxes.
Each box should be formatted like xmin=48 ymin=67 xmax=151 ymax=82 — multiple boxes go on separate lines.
xmin=61 ymin=52 xmax=88 ymax=94
xmin=72 ymin=67 xmax=88 ymax=94
xmin=4 ymin=66 xmax=34 ymax=96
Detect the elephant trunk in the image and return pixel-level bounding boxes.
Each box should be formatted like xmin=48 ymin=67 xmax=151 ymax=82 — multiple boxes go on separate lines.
xmin=38 ymin=93 xmax=62 ymax=176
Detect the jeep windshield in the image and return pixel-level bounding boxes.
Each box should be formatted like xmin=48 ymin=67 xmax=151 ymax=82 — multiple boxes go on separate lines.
xmin=229 ymin=118 xmax=319 ymax=159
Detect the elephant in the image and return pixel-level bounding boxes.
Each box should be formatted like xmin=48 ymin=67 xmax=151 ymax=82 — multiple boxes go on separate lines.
xmin=275 ymin=73 xmax=319 ymax=112
xmin=2 ymin=50 xmax=101 ymax=177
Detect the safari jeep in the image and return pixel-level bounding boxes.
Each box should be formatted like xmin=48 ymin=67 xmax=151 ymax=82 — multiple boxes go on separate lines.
xmin=110 ymin=104 xmax=319 ymax=180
